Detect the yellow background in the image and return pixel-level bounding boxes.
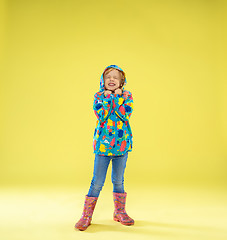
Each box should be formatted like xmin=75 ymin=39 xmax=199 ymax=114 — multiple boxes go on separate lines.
xmin=1 ymin=1 xmax=227 ymax=239
xmin=0 ymin=0 xmax=227 ymax=240
xmin=1 ymin=0 xmax=226 ymax=189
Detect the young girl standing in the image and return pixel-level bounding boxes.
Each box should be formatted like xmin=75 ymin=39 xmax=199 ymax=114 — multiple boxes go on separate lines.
xmin=74 ymin=64 xmax=134 ymax=231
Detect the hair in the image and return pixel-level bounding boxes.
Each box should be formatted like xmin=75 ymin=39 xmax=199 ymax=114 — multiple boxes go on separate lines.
xmin=103 ymin=68 xmax=126 ymax=89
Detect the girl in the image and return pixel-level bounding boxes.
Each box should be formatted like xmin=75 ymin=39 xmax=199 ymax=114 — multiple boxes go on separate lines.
xmin=74 ymin=64 xmax=134 ymax=231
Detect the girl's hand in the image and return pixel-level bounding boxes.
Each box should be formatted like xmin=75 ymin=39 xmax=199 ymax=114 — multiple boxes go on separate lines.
xmin=114 ymin=88 xmax=123 ymax=95
xmin=114 ymin=88 xmax=130 ymax=99
xmin=123 ymin=91 xmax=130 ymax=99
xmin=104 ymin=90 xmax=112 ymax=96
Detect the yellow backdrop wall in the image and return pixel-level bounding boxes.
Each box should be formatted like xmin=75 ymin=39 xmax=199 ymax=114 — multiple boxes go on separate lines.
xmin=1 ymin=0 xmax=226 ymax=188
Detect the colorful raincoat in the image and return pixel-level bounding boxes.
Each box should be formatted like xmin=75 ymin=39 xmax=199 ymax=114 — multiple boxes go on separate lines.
xmin=93 ymin=64 xmax=134 ymax=156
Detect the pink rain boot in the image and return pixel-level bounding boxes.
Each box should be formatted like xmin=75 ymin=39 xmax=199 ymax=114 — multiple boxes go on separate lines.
xmin=74 ymin=195 xmax=98 ymax=231
xmin=113 ymin=192 xmax=134 ymax=226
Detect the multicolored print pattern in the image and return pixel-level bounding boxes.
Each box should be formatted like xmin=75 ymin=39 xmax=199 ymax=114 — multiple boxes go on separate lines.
xmin=75 ymin=195 xmax=98 ymax=231
xmin=113 ymin=192 xmax=134 ymax=225
xmin=93 ymin=65 xmax=134 ymax=156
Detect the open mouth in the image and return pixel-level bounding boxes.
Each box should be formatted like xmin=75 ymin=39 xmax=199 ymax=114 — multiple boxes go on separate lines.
xmin=108 ymin=83 xmax=116 ymax=86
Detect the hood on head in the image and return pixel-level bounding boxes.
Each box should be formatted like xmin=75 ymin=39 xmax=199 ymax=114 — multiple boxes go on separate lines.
xmin=99 ymin=64 xmax=127 ymax=92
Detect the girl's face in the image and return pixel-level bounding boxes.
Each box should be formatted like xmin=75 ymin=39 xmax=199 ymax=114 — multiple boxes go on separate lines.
xmin=104 ymin=69 xmax=122 ymax=91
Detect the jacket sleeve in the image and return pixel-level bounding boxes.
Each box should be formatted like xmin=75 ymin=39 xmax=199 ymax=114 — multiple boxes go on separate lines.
xmin=93 ymin=92 xmax=113 ymax=123
xmin=113 ymin=91 xmax=133 ymax=122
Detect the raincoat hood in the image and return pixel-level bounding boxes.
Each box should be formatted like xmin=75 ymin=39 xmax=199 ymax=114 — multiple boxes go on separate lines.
xmin=99 ymin=64 xmax=127 ymax=92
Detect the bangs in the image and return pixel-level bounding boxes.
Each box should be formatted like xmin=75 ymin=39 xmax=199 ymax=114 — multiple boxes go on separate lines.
xmin=103 ymin=68 xmax=125 ymax=81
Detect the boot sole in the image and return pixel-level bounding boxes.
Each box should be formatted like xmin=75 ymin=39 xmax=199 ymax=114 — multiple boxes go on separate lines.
xmin=113 ymin=217 xmax=134 ymax=226
xmin=74 ymin=223 xmax=91 ymax=231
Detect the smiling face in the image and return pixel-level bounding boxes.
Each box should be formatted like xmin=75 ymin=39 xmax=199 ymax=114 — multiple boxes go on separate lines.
xmin=104 ymin=69 xmax=122 ymax=91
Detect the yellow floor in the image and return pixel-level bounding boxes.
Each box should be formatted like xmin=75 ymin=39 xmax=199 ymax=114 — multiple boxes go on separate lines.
xmin=0 ymin=185 xmax=227 ymax=240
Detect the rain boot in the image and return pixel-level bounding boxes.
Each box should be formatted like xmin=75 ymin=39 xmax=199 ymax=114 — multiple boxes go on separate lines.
xmin=113 ymin=192 xmax=134 ymax=226
xmin=74 ymin=195 xmax=98 ymax=231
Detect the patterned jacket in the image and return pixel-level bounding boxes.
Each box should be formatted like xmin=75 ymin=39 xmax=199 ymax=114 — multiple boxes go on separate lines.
xmin=93 ymin=65 xmax=134 ymax=156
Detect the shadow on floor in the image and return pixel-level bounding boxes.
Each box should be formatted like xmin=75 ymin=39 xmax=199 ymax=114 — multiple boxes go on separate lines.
xmin=74 ymin=219 xmax=225 ymax=238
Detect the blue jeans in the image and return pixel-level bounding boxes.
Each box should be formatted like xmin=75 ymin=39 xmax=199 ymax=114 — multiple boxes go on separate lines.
xmin=87 ymin=151 xmax=128 ymax=197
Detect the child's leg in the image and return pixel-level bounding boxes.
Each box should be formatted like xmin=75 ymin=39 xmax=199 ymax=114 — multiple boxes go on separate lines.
xmin=87 ymin=154 xmax=111 ymax=197
xmin=111 ymin=152 xmax=134 ymax=225
xmin=111 ymin=151 xmax=128 ymax=193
